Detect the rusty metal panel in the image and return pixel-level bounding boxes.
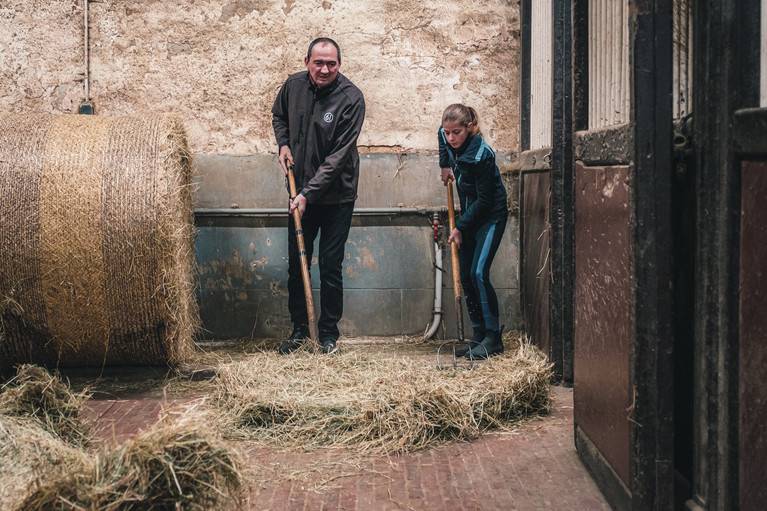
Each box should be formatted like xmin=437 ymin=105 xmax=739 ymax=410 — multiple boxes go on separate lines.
xmin=530 ymin=0 xmax=553 ymax=150
xmin=673 ymin=0 xmax=693 ymax=118
xmin=588 ymin=0 xmax=630 ymax=129
xmin=520 ymin=170 xmax=551 ymax=356
xmin=192 ymin=152 xmax=521 ymax=340
xmin=195 ymin=220 xmax=520 ymax=339
xmin=739 ymin=161 xmax=767 ymax=511
xmin=573 ymin=163 xmax=632 ymax=487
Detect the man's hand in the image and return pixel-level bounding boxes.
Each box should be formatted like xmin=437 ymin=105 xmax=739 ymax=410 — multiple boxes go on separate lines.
xmin=278 ymin=145 xmax=294 ymax=176
xmin=448 ymin=227 xmax=462 ymax=249
xmin=441 ymin=167 xmax=455 ymax=186
xmin=289 ymin=193 xmax=307 ymax=217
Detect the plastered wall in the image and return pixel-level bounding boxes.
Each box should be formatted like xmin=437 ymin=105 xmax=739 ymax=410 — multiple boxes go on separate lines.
xmin=1 ymin=0 xmax=520 ymax=154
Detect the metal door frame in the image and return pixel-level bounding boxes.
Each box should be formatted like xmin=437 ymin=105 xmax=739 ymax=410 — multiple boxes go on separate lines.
xmin=692 ymin=0 xmax=763 ymax=509
xmin=518 ymin=0 xmax=574 ymax=384
xmin=571 ymin=1 xmax=676 ymax=509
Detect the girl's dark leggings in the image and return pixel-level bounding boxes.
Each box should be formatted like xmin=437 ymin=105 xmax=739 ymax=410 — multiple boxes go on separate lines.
xmin=458 ymin=216 xmax=507 ymax=334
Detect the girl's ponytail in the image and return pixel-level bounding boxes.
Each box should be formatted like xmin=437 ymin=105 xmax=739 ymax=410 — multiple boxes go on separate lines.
xmin=467 ymin=107 xmax=481 ymax=135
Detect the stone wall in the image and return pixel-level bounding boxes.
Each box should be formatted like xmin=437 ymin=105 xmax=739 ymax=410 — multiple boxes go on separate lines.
xmin=1 ymin=0 xmax=520 ymax=154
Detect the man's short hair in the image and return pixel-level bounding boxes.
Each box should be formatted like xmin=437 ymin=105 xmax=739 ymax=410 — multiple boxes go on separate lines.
xmin=306 ymin=37 xmax=341 ymax=64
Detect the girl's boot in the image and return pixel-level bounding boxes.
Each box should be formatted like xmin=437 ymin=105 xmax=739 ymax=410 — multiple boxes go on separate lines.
xmin=454 ymin=326 xmax=485 ymax=357
xmin=466 ymin=325 xmax=505 ymax=359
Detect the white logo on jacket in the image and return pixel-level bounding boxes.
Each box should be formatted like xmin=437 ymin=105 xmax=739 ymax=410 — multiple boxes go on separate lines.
xmin=323 ymin=112 xmax=334 ymax=123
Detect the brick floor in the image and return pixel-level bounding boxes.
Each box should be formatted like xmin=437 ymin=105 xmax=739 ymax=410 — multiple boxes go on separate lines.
xmin=84 ymin=386 xmax=609 ymax=510
xmin=84 ymin=397 xmax=170 ymax=441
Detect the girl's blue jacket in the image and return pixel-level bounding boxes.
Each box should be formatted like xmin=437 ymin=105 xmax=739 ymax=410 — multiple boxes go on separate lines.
xmin=438 ymin=128 xmax=508 ymax=233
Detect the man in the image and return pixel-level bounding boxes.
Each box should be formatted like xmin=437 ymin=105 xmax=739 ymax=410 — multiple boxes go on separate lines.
xmin=272 ymin=37 xmax=365 ymax=355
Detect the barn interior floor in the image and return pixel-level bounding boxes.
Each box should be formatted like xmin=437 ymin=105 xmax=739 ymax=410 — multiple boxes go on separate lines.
xmin=79 ymin=339 xmax=609 ymax=510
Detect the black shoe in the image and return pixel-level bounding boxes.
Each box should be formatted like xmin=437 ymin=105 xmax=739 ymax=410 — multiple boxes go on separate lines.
xmin=278 ymin=326 xmax=308 ymax=355
xmin=320 ymin=337 xmax=338 ymax=354
xmin=454 ymin=327 xmax=485 ymax=357
xmin=466 ymin=325 xmax=505 ymax=360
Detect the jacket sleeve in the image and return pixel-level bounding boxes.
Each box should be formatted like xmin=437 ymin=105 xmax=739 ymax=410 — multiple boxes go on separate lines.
xmin=456 ymin=160 xmax=496 ymax=233
xmin=300 ymin=96 xmax=366 ymax=203
xmin=438 ymin=128 xmax=450 ymax=168
xmin=271 ymin=81 xmax=291 ymax=149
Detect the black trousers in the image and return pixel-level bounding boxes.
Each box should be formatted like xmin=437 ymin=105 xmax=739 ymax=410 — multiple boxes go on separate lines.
xmin=288 ymin=202 xmax=354 ymax=339
xmin=458 ymin=216 xmax=507 ymax=334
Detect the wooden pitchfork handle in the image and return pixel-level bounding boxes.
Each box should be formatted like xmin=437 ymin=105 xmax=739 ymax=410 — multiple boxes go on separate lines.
xmin=446 ymin=180 xmax=465 ymax=342
xmin=287 ymin=164 xmax=318 ymax=343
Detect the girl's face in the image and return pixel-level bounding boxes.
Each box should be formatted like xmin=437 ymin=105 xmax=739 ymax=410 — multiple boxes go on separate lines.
xmin=442 ymin=121 xmax=472 ymax=149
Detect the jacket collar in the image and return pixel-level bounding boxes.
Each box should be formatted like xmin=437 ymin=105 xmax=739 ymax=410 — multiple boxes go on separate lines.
xmin=455 ymin=133 xmax=484 ymax=163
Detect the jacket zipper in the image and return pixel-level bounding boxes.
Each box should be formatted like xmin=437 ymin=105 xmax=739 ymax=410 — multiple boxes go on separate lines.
xmin=300 ymin=90 xmax=318 ymax=188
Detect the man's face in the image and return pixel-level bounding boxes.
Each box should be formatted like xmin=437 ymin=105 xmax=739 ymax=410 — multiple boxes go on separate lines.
xmin=305 ymin=43 xmax=340 ymax=88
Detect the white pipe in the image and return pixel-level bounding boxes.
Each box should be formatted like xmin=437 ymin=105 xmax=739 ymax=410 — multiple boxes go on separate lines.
xmin=423 ymin=239 xmax=443 ymax=340
xmin=83 ymin=0 xmax=90 ymax=101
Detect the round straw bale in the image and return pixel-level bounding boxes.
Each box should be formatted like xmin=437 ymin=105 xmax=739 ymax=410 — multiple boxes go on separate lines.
xmin=0 ymin=113 xmax=198 ymax=369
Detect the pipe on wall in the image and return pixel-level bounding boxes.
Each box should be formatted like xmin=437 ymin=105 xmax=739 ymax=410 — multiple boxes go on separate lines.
xmin=423 ymin=212 xmax=444 ymax=339
xmin=79 ymin=0 xmax=94 ymax=114
xmin=83 ymin=0 xmax=89 ymax=101
xmin=194 ymin=207 xmax=449 ymax=217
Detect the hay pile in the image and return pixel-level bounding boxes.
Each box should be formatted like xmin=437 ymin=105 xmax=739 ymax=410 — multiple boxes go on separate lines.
xmin=0 ymin=364 xmax=91 ymax=446
xmin=0 ymin=365 xmax=91 ymax=511
xmin=0 ymin=113 xmax=198 ymax=369
xmin=0 ymin=365 xmax=243 ymax=511
xmin=19 ymin=413 xmax=243 ymax=511
xmin=0 ymin=415 xmax=91 ymax=511
xmin=213 ymin=335 xmax=552 ymax=453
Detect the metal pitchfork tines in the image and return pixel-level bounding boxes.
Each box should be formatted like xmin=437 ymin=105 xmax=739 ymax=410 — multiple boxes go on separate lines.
xmin=436 ymin=340 xmax=489 ymax=370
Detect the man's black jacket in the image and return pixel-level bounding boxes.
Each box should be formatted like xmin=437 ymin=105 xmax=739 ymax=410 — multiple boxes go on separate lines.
xmin=272 ymin=71 xmax=365 ymax=205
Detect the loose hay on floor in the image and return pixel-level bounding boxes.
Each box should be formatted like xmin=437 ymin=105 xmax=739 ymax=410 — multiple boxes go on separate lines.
xmin=0 ymin=113 xmax=198 ymax=370
xmin=0 ymin=365 xmax=243 ymax=511
xmin=0 ymin=415 xmax=90 ymax=511
xmin=19 ymin=410 xmax=243 ymax=511
xmin=0 ymin=364 xmax=90 ymax=446
xmin=212 ymin=333 xmax=552 ymax=453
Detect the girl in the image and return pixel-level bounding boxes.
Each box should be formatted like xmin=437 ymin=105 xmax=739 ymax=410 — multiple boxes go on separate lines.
xmin=438 ymin=104 xmax=508 ymax=359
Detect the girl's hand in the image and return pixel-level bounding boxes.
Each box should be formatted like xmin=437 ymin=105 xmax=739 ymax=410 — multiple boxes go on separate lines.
xmin=441 ymin=168 xmax=454 ymax=185
xmin=448 ymin=228 xmax=462 ymax=249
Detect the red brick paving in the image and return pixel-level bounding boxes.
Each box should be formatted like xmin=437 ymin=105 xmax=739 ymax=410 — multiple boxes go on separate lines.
xmin=84 ymin=387 xmax=609 ymax=510
xmin=83 ymin=397 xmax=165 ymax=441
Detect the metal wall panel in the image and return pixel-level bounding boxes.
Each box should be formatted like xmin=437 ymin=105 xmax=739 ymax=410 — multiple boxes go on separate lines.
xmin=574 ymin=163 xmax=632 ymax=487
xmin=530 ymin=0 xmax=553 ymax=149
xmin=762 ymin=0 xmax=766 ymax=106
xmin=520 ymin=171 xmax=551 ymax=355
xmin=673 ymin=0 xmax=693 ymax=118
xmin=196 ymin=220 xmax=521 ymax=339
xmin=588 ymin=0 xmax=630 ymax=129
xmin=193 ymin=152 xmax=521 ymax=339
xmin=739 ymin=161 xmax=767 ymax=511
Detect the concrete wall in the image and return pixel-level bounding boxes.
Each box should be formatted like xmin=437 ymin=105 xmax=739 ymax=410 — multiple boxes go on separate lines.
xmin=0 ymin=2 xmax=84 ymax=113
xmin=1 ymin=0 xmax=520 ymax=154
